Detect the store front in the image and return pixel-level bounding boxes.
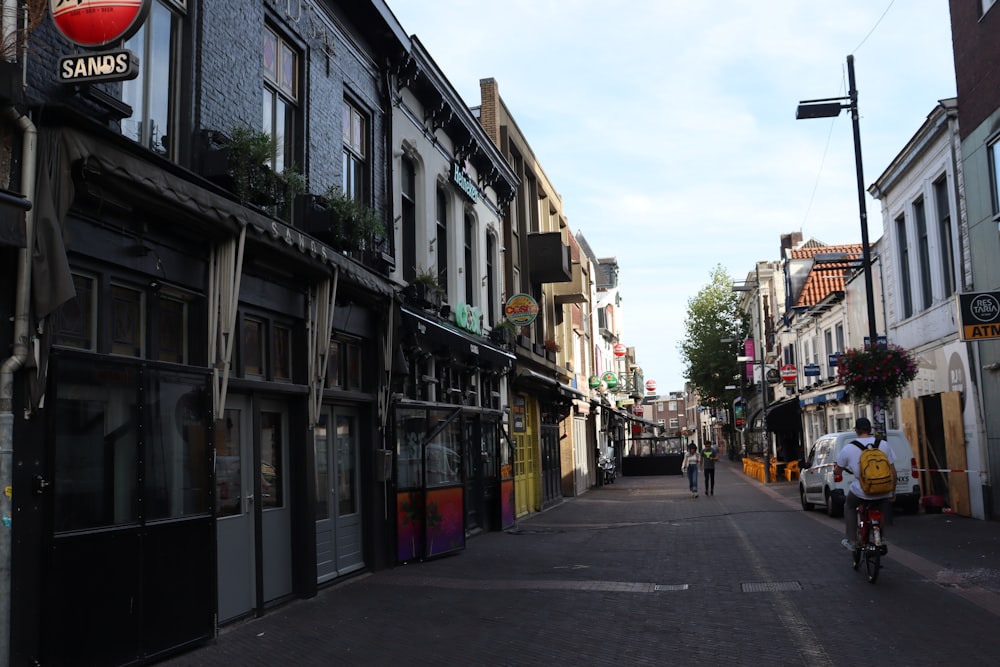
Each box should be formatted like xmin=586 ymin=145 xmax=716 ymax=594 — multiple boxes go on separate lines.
xmin=14 ymin=122 xmax=394 ymax=664
xmin=392 ymin=307 xmax=514 ymax=562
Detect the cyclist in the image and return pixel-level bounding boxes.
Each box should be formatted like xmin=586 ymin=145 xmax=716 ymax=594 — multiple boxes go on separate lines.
xmin=833 ymin=417 xmax=897 ymax=551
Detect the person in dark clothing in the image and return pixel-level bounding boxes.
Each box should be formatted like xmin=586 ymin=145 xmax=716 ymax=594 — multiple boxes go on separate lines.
xmin=703 ymin=442 xmax=719 ymax=495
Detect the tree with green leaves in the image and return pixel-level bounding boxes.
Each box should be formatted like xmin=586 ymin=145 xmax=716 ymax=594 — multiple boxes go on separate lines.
xmin=679 ymin=264 xmax=749 ymax=411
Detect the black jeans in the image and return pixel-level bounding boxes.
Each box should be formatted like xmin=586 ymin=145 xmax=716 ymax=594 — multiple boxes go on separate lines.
xmin=704 ymin=468 xmax=715 ymax=493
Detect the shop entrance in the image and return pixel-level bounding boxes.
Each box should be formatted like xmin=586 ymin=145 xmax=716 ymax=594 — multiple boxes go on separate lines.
xmin=315 ymin=406 xmax=364 ymax=583
xmin=216 ymin=396 xmax=293 ymax=622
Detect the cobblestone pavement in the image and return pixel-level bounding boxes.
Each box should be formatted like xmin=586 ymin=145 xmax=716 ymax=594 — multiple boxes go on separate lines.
xmin=160 ymin=461 xmax=1000 ymax=666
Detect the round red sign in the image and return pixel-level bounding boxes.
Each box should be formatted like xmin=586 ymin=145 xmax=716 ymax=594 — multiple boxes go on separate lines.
xmin=50 ymin=0 xmax=150 ymax=49
xmin=613 ymin=343 xmax=627 ymax=357
xmin=780 ymin=364 xmax=797 ymax=382
xmin=645 ymin=380 xmax=657 ymax=393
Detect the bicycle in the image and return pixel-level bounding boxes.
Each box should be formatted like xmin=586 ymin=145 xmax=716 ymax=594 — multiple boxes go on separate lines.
xmin=851 ymin=498 xmax=888 ymax=583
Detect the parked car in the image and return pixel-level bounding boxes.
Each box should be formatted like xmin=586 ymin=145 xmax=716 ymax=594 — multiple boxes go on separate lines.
xmin=798 ymin=429 xmax=920 ymax=517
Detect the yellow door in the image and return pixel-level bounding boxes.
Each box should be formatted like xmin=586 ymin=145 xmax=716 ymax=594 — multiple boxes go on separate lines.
xmin=514 ymin=395 xmax=540 ymax=516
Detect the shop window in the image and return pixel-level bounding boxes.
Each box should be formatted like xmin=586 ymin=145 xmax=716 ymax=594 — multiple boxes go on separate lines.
xmin=111 ymin=284 xmax=145 ymax=358
xmin=242 ymin=317 xmax=265 ymax=378
xmin=155 ymin=293 xmax=187 ymax=364
xmin=145 ymin=377 xmax=209 ymax=519
xmin=53 ymin=365 xmax=139 ymax=531
xmin=123 ymin=0 xmax=184 ymax=158
xmin=326 ymin=338 xmax=362 ymax=390
xmin=53 ymin=273 xmax=97 ymax=351
xmin=326 ymin=340 xmax=341 ymax=388
xmin=272 ymin=323 xmax=292 ymax=381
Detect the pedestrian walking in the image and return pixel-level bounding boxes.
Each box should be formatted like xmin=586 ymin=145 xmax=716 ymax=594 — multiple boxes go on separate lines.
xmin=682 ymin=442 xmax=700 ymax=497
xmin=703 ymin=441 xmax=719 ymax=495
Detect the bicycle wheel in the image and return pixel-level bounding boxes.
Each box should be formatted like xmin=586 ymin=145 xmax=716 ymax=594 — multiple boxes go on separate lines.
xmin=864 ymin=545 xmax=880 ymax=583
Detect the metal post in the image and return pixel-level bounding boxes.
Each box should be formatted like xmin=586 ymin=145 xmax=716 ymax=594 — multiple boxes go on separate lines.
xmin=846 ymin=55 xmax=884 ymax=433
xmin=756 ymin=263 xmax=771 ymax=482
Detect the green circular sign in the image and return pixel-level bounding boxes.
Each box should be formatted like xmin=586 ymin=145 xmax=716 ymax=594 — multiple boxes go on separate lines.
xmin=601 ymin=371 xmax=618 ymax=390
xmin=588 ymin=375 xmax=601 ymax=389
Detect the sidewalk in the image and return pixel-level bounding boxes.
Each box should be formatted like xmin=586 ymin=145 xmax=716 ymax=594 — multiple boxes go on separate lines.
xmin=159 ymin=461 xmax=1000 ymax=666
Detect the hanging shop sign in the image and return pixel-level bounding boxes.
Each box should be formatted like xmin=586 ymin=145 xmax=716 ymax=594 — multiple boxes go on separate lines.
xmin=645 ymin=380 xmax=657 ymax=393
xmin=454 ymin=302 xmax=483 ymax=335
xmin=50 ymin=0 xmax=150 ymax=48
xmin=601 ymin=371 xmax=618 ymax=390
xmin=803 ymin=363 xmax=821 ymax=377
xmin=59 ymin=50 xmax=139 ymax=83
xmin=613 ymin=343 xmax=627 ymax=357
xmin=588 ymin=375 xmax=601 ymax=389
xmin=51 ymin=0 xmax=150 ymax=84
xmin=780 ymin=364 xmax=797 ymax=384
xmin=504 ymin=293 xmax=538 ymax=327
xmin=451 ymin=162 xmax=479 ymax=203
xmin=957 ymin=291 xmax=1000 ymax=341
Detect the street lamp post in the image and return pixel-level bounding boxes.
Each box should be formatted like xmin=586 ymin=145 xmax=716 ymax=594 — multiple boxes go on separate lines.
xmin=796 ymin=54 xmax=884 ymax=432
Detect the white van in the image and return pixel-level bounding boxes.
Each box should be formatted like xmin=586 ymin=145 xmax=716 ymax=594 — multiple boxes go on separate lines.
xmin=798 ymin=429 xmax=920 ymax=516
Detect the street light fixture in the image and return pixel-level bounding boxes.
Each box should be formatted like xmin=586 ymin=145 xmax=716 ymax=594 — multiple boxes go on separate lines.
xmin=796 ymin=54 xmax=883 ymax=430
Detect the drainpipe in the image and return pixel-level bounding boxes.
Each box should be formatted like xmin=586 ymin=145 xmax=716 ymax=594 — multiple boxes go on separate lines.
xmin=0 ymin=106 xmax=37 ymax=667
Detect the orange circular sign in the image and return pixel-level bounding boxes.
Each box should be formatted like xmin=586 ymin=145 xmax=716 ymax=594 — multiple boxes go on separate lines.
xmin=50 ymin=0 xmax=150 ymax=49
xmin=504 ymin=293 xmax=539 ymax=326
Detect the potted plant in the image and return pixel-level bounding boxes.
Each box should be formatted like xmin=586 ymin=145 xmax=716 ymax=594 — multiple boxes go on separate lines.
xmin=489 ymin=319 xmax=517 ymax=348
xmin=201 ymin=127 xmax=306 ymax=218
xmin=837 ymin=343 xmax=918 ymax=403
xmin=543 ymin=338 xmax=561 ymax=353
xmin=406 ymin=268 xmax=445 ymax=311
xmin=319 ymin=187 xmax=385 ymax=251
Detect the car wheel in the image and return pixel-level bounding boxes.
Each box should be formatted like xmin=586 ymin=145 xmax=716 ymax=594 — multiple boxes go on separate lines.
xmin=800 ymin=486 xmax=812 ymax=511
xmin=826 ymin=490 xmax=843 ymax=518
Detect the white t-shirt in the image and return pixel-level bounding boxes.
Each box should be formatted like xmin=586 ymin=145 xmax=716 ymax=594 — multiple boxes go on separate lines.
xmin=682 ymin=451 xmax=699 ymax=469
xmin=835 ymin=435 xmax=897 ymax=499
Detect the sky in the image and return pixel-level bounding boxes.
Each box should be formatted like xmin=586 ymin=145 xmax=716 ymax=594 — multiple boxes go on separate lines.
xmin=384 ymin=0 xmax=957 ymax=393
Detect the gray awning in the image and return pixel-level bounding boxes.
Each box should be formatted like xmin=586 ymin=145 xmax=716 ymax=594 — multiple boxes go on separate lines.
xmin=402 ymin=306 xmax=515 ymax=370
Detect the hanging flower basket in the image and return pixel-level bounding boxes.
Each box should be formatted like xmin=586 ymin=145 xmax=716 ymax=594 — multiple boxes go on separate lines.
xmin=837 ymin=343 xmax=918 ymax=403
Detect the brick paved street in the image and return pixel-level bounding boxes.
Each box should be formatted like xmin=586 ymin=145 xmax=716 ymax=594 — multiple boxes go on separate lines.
xmin=160 ymin=461 xmax=1000 ymax=666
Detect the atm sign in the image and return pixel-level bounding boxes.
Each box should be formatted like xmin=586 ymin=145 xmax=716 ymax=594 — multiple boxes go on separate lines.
xmin=958 ymin=291 xmax=1000 ymax=341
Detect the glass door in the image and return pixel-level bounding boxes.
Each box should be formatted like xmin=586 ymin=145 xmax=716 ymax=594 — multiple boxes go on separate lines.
xmin=215 ymin=396 xmax=254 ymax=623
xmin=315 ymin=406 xmax=363 ymax=583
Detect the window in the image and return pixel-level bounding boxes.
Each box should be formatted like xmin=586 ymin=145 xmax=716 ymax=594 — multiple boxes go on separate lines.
xmin=896 ymin=214 xmax=913 ymax=318
xmin=272 ymin=324 xmax=292 ymax=381
xmin=242 ymin=318 xmax=265 ymax=378
xmin=934 ymin=177 xmax=955 ymax=297
xmin=914 ymin=197 xmax=932 ymax=310
xmin=156 ymin=293 xmax=188 ymax=364
xmin=400 ymin=157 xmax=416 ymax=282
xmin=835 ymin=324 xmax=845 ymax=355
xmin=111 ymin=284 xmax=145 ymax=357
xmin=464 ymin=212 xmax=474 ymax=305
xmin=824 ymin=328 xmax=834 ymax=375
xmin=54 ymin=274 xmax=97 ymax=351
xmin=326 ymin=338 xmax=363 ymax=391
xmin=123 ymin=0 xmax=184 ymax=157
xmin=263 ymin=26 xmax=299 ymax=174
xmin=486 ymin=233 xmax=497 ymax=325
xmin=436 ymin=188 xmax=448 ymax=290
xmin=982 ymin=0 xmax=997 ymax=17
xmin=342 ymin=100 xmax=367 ymax=201
xmin=991 ymin=139 xmax=1000 ymax=215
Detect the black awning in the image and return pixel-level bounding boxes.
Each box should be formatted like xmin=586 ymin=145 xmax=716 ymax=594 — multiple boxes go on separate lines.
xmin=765 ymin=398 xmax=802 ymax=432
xmin=61 ymin=127 xmax=396 ymax=296
xmin=513 ymin=369 xmax=583 ymax=401
xmin=402 ymin=306 xmax=515 ymax=371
